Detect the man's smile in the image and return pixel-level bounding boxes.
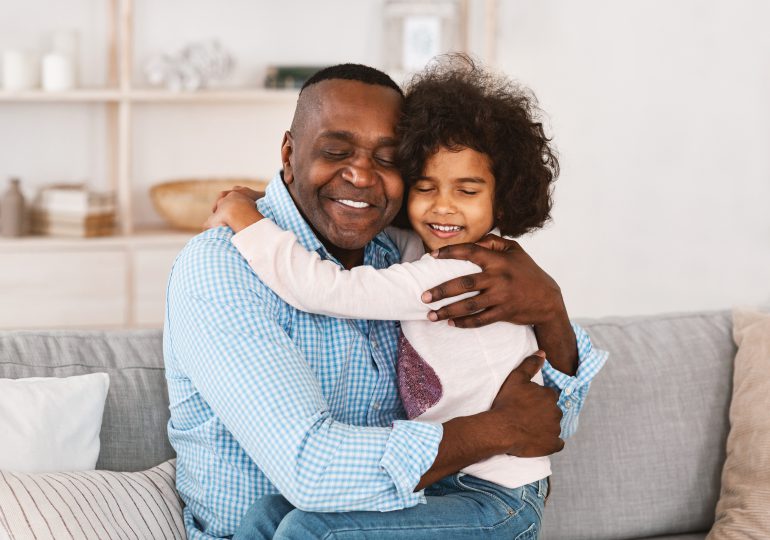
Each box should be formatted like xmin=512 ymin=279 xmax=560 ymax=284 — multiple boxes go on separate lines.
xmin=335 ymin=198 xmax=373 ymax=209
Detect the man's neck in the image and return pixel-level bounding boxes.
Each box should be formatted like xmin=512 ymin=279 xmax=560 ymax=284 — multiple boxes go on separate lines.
xmin=325 ymin=244 xmax=365 ymax=270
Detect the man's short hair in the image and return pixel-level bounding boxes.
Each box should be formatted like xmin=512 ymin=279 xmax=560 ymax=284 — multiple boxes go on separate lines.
xmin=301 ymin=64 xmax=403 ymax=97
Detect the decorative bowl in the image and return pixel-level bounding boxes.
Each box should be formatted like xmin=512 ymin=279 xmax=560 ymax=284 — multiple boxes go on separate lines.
xmin=150 ymin=178 xmax=268 ymax=231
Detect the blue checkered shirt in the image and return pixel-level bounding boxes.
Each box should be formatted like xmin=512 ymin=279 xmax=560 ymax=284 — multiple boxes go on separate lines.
xmin=164 ymin=172 xmax=608 ymax=539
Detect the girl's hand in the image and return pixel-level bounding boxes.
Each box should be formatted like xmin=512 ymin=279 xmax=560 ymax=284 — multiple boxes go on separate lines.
xmin=210 ymin=185 xmax=261 ymax=213
xmin=204 ymin=187 xmax=264 ymax=233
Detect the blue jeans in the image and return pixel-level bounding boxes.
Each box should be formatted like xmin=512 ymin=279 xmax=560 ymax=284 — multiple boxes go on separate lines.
xmin=233 ymin=475 xmax=547 ymax=539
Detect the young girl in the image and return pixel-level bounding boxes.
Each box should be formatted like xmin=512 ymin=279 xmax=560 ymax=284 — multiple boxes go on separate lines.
xmin=215 ymin=58 xmax=562 ymax=537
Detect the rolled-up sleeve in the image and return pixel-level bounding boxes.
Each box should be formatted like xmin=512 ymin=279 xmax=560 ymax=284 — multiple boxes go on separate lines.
xmin=167 ymin=232 xmax=442 ymax=513
xmin=541 ymin=322 xmax=608 ymax=439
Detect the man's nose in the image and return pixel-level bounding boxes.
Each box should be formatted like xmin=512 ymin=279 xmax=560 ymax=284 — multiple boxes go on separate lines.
xmin=341 ymin=161 xmax=376 ymax=188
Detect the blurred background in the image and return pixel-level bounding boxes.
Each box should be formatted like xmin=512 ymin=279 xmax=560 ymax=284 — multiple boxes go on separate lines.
xmin=0 ymin=0 xmax=768 ymax=329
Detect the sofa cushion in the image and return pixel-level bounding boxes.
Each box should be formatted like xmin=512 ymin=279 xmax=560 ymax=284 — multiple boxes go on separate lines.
xmin=0 ymin=373 xmax=109 ymax=473
xmin=541 ymin=311 xmax=734 ymax=540
xmin=0 ymin=330 xmax=172 ymax=472
xmin=0 ymin=459 xmax=184 ymax=539
xmin=645 ymin=535 xmax=707 ymax=540
xmin=708 ymin=309 xmax=770 ymax=539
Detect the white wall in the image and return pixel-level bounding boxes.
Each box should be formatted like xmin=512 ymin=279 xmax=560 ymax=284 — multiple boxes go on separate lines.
xmin=495 ymin=0 xmax=770 ymax=316
xmin=1 ymin=0 xmax=768 ymax=318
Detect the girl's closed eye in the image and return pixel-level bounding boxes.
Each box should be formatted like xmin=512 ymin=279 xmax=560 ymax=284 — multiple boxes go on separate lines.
xmin=411 ymin=180 xmax=435 ymax=193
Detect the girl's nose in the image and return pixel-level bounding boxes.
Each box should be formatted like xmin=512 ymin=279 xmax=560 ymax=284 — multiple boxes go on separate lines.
xmin=431 ymin=193 xmax=456 ymax=215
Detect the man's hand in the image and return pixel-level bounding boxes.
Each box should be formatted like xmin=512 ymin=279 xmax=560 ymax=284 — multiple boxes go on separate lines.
xmin=423 ymin=234 xmax=562 ymax=327
xmin=423 ymin=234 xmax=578 ymax=375
xmin=204 ymin=186 xmax=264 ymax=233
xmin=415 ymin=350 xmax=563 ymax=491
xmin=490 ymin=351 xmax=563 ymax=457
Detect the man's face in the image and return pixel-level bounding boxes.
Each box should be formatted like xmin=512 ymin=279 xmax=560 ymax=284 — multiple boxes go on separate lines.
xmin=282 ymin=80 xmax=404 ymax=254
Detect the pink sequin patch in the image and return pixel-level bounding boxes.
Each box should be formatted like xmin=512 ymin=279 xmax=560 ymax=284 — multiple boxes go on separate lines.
xmin=397 ymin=331 xmax=443 ymax=419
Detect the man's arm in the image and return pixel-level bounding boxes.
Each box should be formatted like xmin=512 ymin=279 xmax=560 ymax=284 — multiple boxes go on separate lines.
xmin=166 ymin=231 xmax=566 ymax=512
xmin=542 ymin=322 xmax=608 ymax=438
xmin=166 ymin=231 xmax=443 ymax=512
xmin=423 ymin=234 xmax=608 ymax=437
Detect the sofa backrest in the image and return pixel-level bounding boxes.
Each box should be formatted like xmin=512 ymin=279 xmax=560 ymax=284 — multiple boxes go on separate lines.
xmin=0 ymin=311 xmax=735 ymax=539
xmin=0 ymin=329 xmax=172 ymax=472
xmin=542 ymin=311 xmax=734 ymax=540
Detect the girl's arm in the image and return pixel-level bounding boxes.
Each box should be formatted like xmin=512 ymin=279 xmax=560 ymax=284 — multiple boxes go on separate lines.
xmin=231 ymin=219 xmax=481 ymax=321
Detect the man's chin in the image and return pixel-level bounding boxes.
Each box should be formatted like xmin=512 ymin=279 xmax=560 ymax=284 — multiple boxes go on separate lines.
xmin=324 ymin=227 xmax=379 ymax=251
xmin=318 ymin=212 xmax=392 ymax=251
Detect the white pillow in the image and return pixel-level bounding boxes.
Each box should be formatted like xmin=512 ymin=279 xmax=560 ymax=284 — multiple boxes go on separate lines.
xmin=0 ymin=459 xmax=185 ymax=540
xmin=0 ymin=373 xmax=109 ymax=473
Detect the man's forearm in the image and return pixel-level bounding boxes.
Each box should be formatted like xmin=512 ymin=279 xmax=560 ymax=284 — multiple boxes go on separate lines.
xmin=415 ymin=411 xmax=506 ymax=491
xmin=534 ymin=302 xmax=578 ymax=376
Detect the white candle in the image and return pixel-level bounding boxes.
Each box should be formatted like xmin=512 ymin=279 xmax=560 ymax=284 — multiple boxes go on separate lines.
xmin=42 ymin=53 xmax=75 ymax=91
xmin=2 ymin=50 xmax=39 ymax=91
xmin=50 ymin=30 xmax=79 ymax=86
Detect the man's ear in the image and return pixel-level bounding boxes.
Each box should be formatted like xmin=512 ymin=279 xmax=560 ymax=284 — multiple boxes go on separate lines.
xmin=281 ymin=131 xmax=294 ymax=185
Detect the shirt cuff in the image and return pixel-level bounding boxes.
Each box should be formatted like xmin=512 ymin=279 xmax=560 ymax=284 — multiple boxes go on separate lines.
xmin=379 ymin=420 xmax=443 ymax=508
xmin=542 ymin=322 xmax=609 ymax=438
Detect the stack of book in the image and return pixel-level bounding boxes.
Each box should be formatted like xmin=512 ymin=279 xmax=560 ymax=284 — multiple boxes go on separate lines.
xmin=31 ymin=184 xmax=116 ymax=238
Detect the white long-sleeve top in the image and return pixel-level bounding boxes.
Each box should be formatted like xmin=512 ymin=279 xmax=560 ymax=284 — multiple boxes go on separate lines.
xmin=231 ymin=220 xmax=550 ymax=489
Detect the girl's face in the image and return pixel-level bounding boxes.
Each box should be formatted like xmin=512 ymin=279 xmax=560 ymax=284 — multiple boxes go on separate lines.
xmin=407 ymin=146 xmax=496 ymax=252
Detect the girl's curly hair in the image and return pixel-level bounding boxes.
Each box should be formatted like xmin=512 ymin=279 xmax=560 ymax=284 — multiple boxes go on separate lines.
xmin=396 ymin=55 xmax=559 ymax=238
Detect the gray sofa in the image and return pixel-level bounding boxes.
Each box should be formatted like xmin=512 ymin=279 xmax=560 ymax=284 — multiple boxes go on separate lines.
xmin=0 ymin=310 xmax=734 ymax=539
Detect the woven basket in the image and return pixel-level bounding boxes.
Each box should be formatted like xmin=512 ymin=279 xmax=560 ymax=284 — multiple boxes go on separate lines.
xmin=150 ymin=178 xmax=268 ymax=231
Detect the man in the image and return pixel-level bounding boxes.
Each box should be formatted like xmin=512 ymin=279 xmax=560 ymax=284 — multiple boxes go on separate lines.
xmin=164 ymin=64 xmax=606 ymax=539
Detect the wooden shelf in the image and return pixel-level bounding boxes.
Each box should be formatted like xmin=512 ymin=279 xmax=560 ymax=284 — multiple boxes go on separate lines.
xmin=0 ymin=88 xmax=298 ymax=104
xmin=128 ymin=88 xmax=298 ymax=103
xmin=0 ymin=228 xmax=194 ymax=251
xmin=0 ymin=89 xmax=122 ymax=102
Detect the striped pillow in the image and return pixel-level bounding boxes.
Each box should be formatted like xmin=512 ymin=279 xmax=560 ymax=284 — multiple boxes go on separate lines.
xmin=0 ymin=459 xmax=185 ymax=540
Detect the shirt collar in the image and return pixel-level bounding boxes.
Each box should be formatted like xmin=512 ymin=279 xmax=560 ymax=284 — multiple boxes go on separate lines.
xmin=258 ymin=170 xmax=400 ymax=268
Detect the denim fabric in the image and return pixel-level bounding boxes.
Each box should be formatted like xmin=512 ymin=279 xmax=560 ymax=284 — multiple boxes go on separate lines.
xmin=233 ymin=475 xmax=547 ymax=539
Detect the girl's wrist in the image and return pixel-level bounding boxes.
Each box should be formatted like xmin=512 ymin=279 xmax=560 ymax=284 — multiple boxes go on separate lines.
xmin=229 ymin=208 xmax=263 ymax=233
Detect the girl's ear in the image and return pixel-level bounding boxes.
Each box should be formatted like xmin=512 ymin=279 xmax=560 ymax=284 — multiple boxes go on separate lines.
xmin=281 ymin=131 xmax=294 ymax=185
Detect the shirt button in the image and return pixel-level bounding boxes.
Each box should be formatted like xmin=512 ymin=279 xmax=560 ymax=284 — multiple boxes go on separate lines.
xmin=564 ymin=387 xmax=573 ymax=396
xmin=372 ymin=401 xmax=381 ymax=410
xmin=565 ymin=401 xmax=572 ymax=409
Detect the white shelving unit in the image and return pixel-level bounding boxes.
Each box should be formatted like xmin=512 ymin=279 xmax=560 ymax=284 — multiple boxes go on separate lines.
xmin=0 ymin=0 xmax=298 ymax=329
xmin=0 ymin=0 xmax=297 ymax=240
xmin=0 ymin=0 xmax=498 ymax=329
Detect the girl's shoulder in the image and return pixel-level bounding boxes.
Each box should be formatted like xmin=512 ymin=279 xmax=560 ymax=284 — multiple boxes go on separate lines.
xmin=384 ymin=226 xmax=426 ymax=263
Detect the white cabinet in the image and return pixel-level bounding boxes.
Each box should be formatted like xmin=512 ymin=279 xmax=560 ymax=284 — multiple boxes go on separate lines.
xmin=132 ymin=246 xmax=181 ymax=326
xmin=0 ymin=234 xmax=188 ymax=329
xmin=0 ymin=250 xmax=127 ymax=328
